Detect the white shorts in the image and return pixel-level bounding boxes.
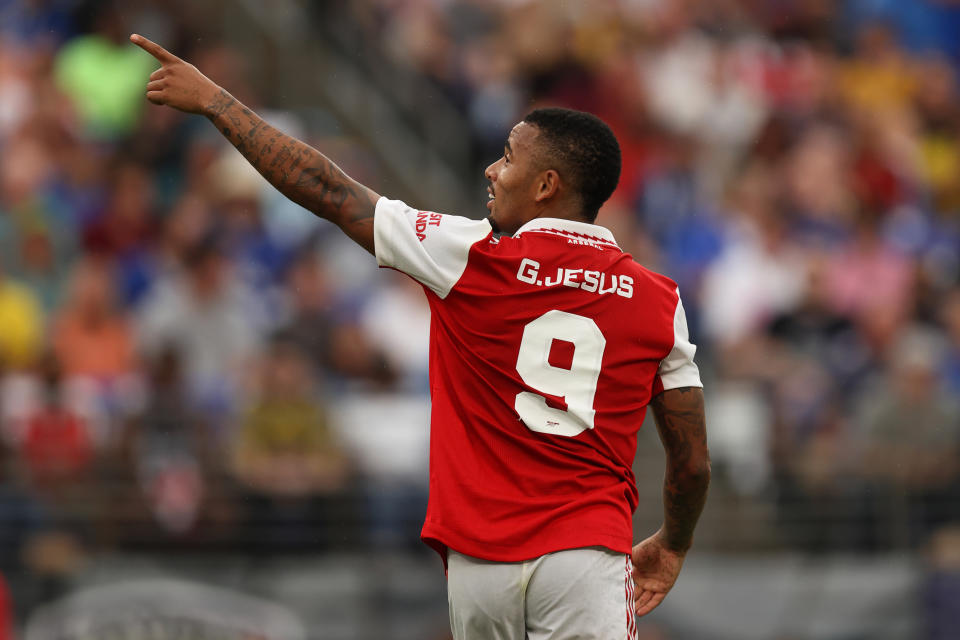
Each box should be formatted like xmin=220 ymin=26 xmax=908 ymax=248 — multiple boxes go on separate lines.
xmin=447 ymin=547 xmax=637 ymax=640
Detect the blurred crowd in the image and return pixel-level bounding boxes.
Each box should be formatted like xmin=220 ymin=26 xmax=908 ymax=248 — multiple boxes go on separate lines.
xmin=1 ymin=0 xmax=960 ymax=628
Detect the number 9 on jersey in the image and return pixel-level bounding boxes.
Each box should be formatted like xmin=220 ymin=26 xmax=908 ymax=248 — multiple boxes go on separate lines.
xmin=514 ymin=310 xmax=606 ymax=437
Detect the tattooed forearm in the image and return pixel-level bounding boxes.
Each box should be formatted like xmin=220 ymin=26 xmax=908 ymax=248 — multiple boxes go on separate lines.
xmin=650 ymin=386 xmax=710 ymax=553
xmin=203 ymin=90 xmax=379 ymax=253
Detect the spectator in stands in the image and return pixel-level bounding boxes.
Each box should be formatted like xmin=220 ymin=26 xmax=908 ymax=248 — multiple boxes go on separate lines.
xmin=155 ymin=190 xmax=216 ymax=273
xmin=13 ymin=229 xmax=63 ymax=316
xmin=50 ymin=256 xmax=140 ymax=426
xmin=7 ymin=350 xmax=99 ymax=594
xmin=18 ymin=351 xmax=92 ymax=494
xmin=824 ymin=210 xmax=915 ymax=356
xmin=924 ymin=526 xmax=960 ymax=640
xmin=82 ymin=159 xmax=158 ymax=306
xmin=232 ymin=334 xmax=353 ymax=551
xmin=701 ymin=163 xmax=807 ymax=348
xmin=838 ymin=21 xmax=917 ymax=118
xmin=52 ymin=0 xmax=154 ymax=139
xmin=855 ymin=327 xmax=960 ymax=546
xmin=281 ymin=249 xmax=396 ymax=388
xmin=51 ymin=258 xmax=136 ymax=379
xmin=105 ymin=344 xmax=238 ymax=548
xmin=939 ymin=291 xmax=960 ymax=395
xmin=205 ymin=149 xmax=288 ymax=328
xmin=136 ymin=235 xmax=262 ymax=427
xmin=0 ymin=265 xmax=44 ymax=372
xmin=913 ymin=57 xmax=960 ymax=214
xmin=359 ymin=272 xmax=431 ymax=393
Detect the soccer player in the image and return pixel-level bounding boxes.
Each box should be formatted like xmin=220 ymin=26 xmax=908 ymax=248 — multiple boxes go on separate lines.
xmin=130 ymin=33 xmax=710 ymax=639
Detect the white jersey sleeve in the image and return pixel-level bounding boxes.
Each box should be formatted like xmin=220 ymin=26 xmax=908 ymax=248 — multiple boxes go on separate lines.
xmin=657 ymin=291 xmax=703 ymax=390
xmin=374 ymin=197 xmax=493 ymax=299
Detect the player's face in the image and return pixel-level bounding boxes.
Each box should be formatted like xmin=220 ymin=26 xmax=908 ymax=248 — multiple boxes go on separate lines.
xmin=484 ymin=122 xmax=543 ymax=235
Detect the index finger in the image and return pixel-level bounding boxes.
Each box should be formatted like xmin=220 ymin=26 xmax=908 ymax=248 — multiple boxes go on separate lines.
xmin=130 ymin=33 xmax=178 ymax=64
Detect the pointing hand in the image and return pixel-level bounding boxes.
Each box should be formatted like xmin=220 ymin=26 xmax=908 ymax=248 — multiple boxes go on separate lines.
xmin=130 ymin=33 xmax=222 ymax=116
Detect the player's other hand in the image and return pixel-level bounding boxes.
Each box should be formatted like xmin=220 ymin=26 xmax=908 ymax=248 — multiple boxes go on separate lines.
xmin=630 ymin=530 xmax=686 ymax=617
xmin=130 ymin=34 xmax=221 ymax=116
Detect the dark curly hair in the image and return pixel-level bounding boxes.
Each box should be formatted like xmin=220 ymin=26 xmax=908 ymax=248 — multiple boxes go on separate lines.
xmin=522 ymin=108 xmax=621 ymax=222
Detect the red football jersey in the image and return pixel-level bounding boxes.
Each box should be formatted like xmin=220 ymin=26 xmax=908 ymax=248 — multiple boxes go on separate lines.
xmin=374 ymin=198 xmax=701 ymax=563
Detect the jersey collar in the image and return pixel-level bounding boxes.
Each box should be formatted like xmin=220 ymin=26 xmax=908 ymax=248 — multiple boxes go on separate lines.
xmin=513 ymin=217 xmax=619 ymax=248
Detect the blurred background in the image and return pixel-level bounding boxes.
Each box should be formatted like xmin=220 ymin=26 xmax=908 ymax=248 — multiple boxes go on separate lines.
xmin=0 ymin=0 xmax=959 ymax=638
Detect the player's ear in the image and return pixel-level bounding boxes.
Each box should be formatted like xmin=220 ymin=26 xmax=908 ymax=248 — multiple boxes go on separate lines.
xmin=534 ymin=169 xmax=560 ymax=203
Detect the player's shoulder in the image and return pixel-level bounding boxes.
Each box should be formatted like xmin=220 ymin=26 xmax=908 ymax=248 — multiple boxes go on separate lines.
xmin=627 ymin=260 xmax=680 ymax=297
xmin=374 ymin=197 xmax=494 ymax=299
xmin=376 ymin=197 xmax=493 ymax=240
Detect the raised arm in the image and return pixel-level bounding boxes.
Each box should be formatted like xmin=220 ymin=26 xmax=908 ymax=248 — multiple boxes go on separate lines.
xmin=130 ymin=34 xmax=379 ymax=253
xmin=631 ymin=386 xmax=710 ymax=617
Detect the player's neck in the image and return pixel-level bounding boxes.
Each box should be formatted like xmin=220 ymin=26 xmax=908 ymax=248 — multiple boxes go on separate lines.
xmin=531 ymin=206 xmax=594 ymax=226
xmin=534 ymin=199 xmax=593 ymax=224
